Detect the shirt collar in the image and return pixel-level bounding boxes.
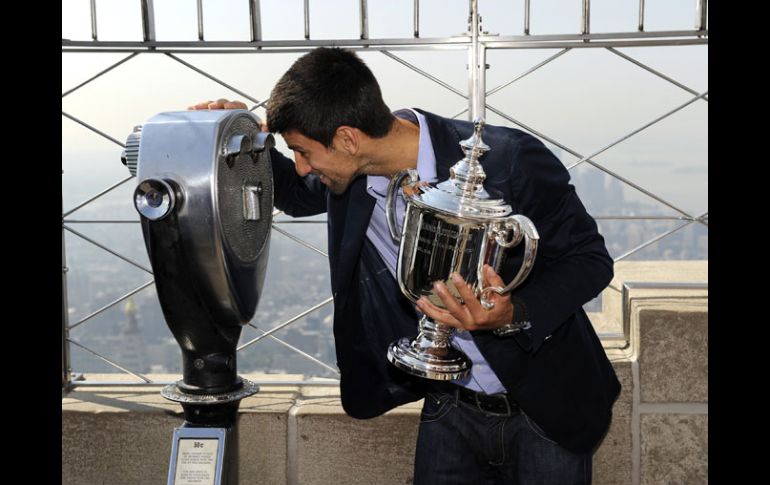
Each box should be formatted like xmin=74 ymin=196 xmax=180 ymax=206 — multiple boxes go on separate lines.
xmin=368 ymin=108 xmax=437 ymax=196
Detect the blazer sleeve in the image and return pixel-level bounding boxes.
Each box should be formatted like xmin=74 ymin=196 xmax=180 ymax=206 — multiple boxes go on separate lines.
xmin=270 ymin=147 xmax=328 ymax=217
xmin=507 ymin=134 xmax=613 ymax=353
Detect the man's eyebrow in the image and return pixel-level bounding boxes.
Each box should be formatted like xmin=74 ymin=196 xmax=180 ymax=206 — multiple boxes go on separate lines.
xmin=287 ymin=144 xmax=304 ymax=152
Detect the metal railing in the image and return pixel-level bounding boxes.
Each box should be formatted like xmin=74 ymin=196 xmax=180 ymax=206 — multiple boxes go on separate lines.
xmin=62 ymin=0 xmax=707 ymax=388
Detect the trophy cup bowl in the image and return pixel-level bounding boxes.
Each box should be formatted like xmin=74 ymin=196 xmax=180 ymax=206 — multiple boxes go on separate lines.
xmin=385 ymin=119 xmax=539 ymax=381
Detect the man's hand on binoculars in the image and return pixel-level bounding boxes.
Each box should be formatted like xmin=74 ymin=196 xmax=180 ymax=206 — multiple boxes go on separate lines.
xmin=188 ymin=98 xmax=269 ymax=132
xmin=188 ymin=98 xmax=247 ymax=110
xmin=415 ymin=265 xmax=514 ymax=333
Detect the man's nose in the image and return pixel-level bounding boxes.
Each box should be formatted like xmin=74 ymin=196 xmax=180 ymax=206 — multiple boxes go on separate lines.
xmin=294 ymin=156 xmax=312 ymax=177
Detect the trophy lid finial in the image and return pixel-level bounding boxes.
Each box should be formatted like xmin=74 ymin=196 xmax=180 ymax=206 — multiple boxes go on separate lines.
xmin=408 ymin=117 xmax=511 ymax=218
xmin=460 ymin=118 xmax=490 ymax=156
xmin=447 ymin=117 xmax=490 ymax=198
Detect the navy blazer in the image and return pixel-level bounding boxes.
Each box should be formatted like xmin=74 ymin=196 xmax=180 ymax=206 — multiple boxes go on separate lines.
xmin=270 ymin=109 xmax=620 ymax=454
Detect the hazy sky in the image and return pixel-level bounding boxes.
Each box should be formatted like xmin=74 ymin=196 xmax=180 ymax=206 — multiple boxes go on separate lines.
xmin=62 ymin=0 xmax=707 ymax=215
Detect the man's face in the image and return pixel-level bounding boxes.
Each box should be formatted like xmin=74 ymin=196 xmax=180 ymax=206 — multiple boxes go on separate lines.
xmin=282 ymin=130 xmax=360 ymax=195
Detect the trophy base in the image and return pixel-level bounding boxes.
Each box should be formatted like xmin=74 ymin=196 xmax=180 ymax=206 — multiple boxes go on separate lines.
xmin=387 ymin=337 xmax=472 ymax=381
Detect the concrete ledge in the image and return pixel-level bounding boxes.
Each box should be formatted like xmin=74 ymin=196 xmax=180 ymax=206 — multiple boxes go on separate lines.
xmin=599 ymin=260 xmax=707 ymax=337
xmin=63 ymin=363 xmax=637 ymax=485
xmin=62 ymin=409 xmax=178 ymax=485
xmin=62 ymin=375 xmax=300 ymax=485
xmin=294 ymin=399 xmax=422 ymax=485
xmin=63 ymin=280 xmax=708 ymax=484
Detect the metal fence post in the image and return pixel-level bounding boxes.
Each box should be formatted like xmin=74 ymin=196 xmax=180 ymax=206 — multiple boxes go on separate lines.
xmin=62 ymin=195 xmax=72 ymax=392
xmin=468 ymin=0 xmax=486 ymax=120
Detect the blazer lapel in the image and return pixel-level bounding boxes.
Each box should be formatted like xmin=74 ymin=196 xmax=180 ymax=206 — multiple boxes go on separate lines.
xmin=333 ymin=176 xmax=375 ymax=306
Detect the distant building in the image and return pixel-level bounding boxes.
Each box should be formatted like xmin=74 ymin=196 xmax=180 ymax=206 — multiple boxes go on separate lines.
xmin=111 ymin=298 xmax=149 ymax=374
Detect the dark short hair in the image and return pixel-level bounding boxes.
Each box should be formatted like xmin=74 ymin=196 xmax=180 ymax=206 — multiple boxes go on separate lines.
xmin=266 ymin=47 xmax=394 ymax=147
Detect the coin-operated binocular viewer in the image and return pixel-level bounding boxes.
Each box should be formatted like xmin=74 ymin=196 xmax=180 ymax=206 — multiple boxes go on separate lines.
xmin=121 ymin=110 xmax=273 ymax=485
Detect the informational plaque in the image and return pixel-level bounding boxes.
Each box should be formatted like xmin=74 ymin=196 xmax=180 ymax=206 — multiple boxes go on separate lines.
xmin=168 ymin=428 xmax=226 ymax=485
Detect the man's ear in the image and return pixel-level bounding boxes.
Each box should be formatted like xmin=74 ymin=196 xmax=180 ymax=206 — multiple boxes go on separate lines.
xmin=335 ymin=126 xmax=359 ymax=155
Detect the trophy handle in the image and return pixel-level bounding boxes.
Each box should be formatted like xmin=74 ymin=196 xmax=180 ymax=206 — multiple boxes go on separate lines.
xmin=385 ymin=168 xmax=419 ymax=242
xmin=479 ymin=214 xmax=540 ymax=309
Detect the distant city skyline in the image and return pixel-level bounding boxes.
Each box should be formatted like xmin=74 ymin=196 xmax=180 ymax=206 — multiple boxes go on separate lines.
xmin=66 ymin=169 xmax=706 ymax=376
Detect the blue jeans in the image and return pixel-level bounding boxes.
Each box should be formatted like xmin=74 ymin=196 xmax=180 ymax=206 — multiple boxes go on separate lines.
xmin=413 ymin=390 xmax=592 ymax=485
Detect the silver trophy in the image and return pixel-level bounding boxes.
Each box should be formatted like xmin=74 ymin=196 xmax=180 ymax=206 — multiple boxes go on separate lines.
xmin=385 ymin=119 xmax=539 ymax=380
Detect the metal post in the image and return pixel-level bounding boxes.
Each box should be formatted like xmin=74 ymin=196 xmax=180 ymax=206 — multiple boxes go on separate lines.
xmin=581 ymin=0 xmax=590 ymax=35
xmin=196 ymin=0 xmax=204 ymax=40
xmin=141 ymin=0 xmax=156 ymax=42
xmin=413 ymin=0 xmax=420 ymax=37
xmin=304 ymin=0 xmax=310 ymax=39
xmin=467 ymin=0 xmax=485 ymax=120
xmin=249 ymin=0 xmax=262 ymax=42
xmin=90 ymin=0 xmax=98 ymax=41
xmin=62 ymin=196 xmax=72 ymax=391
xmin=360 ymin=0 xmax=368 ymax=40
xmin=524 ymin=0 xmax=530 ymax=35
xmin=638 ymin=0 xmax=645 ymax=32
xmin=695 ymin=0 xmax=708 ymax=31
xmin=478 ymin=44 xmax=486 ymax=118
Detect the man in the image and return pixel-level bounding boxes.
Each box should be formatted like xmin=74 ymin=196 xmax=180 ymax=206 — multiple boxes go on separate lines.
xmin=191 ymin=47 xmax=620 ymax=484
